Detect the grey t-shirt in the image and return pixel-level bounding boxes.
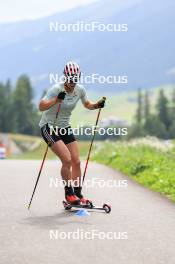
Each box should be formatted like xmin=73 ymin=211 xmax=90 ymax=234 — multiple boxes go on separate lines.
xmin=39 ymin=83 xmax=88 ymax=128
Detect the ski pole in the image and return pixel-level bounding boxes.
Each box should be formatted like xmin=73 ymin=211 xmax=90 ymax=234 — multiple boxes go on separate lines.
xmin=82 ymin=97 xmax=106 ymax=183
xmin=27 ymin=103 xmax=61 ymax=210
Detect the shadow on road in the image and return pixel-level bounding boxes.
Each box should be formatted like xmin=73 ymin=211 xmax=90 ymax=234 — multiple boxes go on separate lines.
xmin=21 ymin=211 xmax=93 ymax=229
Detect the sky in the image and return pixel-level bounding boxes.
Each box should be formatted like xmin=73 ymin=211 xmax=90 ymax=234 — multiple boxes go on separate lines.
xmin=0 ymin=0 xmax=100 ymax=23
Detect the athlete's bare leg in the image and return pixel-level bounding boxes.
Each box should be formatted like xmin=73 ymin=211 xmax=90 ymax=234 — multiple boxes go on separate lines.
xmin=51 ymin=140 xmax=71 ymax=183
xmin=51 ymin=140 xmax=81 ymax=204
xmin=66 ymin=141 xmax=81 ymax=184
xmin=66 ymin=141 xmax=87 ymax=201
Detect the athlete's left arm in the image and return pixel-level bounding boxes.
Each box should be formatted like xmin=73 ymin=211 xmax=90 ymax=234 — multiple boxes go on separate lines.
xmin=80 ymin=87 xmax=106 ymax=110
xmin=83 ymin=100 xmax=97 ymax=110
xmin=83 ymin=99 xmax=105 ymax=110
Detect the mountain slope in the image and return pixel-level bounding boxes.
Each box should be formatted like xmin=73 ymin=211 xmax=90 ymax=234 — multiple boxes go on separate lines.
xmin=0 ymin=0 xmax=175 ymax=97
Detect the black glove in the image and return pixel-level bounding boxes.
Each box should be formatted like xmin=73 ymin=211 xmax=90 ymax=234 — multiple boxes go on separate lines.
xmin=57 ymin=91 xmax=66 ymax=100
xmin=96 ymin=98 xmax=106 ymax=108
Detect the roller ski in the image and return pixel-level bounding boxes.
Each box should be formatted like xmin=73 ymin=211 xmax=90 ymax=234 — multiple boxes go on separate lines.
xmin=63 ymin=199 xmax=111 ymax=213
xmin=63 ymin=186 xmax=111 ymax=213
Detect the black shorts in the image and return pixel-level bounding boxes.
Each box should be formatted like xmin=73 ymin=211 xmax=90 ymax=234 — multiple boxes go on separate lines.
xmin=41 ymin=123 xmax=76 ymax=146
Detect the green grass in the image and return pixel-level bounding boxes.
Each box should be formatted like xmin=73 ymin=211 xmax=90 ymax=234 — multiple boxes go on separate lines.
xmin=92 ymin=141 xmax=175 ymax=202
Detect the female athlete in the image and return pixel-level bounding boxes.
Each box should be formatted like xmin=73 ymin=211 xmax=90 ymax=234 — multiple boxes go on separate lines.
xmin=39 ymin=61 xmax=105 ymax=205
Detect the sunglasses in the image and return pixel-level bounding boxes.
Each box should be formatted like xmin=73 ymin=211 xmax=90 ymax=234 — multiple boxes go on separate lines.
xmin=66 ymin=76 xmax=79 ymax=84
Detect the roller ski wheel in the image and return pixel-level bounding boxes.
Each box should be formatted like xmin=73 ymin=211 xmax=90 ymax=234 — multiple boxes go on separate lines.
xmin=86 ymin=200 xmax=93 ymax=209
xmin=63 ymin=201 xmax=72 ymax=210
xmin=103 ymin=204 xmax=111 ymax=213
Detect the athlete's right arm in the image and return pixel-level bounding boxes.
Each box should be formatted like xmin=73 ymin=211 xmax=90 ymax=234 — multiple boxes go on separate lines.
xmin=39 ymin=90 xmax=66 ymax=111
xmin=39 ymin=97 xmax=58 ymax=111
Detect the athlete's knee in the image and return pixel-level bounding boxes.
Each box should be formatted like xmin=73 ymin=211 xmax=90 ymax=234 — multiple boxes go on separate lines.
xmin=71 ymin=158 xmax=81 ymax=167
xmin=62 ymin=157 xmax=72 ymax=168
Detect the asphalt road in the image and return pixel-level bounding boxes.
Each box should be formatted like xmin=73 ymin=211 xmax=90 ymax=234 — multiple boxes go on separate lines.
xmin=0 ymin=160 xmax=175 ymax=264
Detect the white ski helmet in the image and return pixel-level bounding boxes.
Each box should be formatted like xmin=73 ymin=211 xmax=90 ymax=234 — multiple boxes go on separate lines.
xmin=63 ymin=61 xmax=81 ymax=82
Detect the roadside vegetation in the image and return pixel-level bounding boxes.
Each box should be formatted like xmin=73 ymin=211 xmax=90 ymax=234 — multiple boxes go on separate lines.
xmin=92 ymin=139 xmax=175 ymax=202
